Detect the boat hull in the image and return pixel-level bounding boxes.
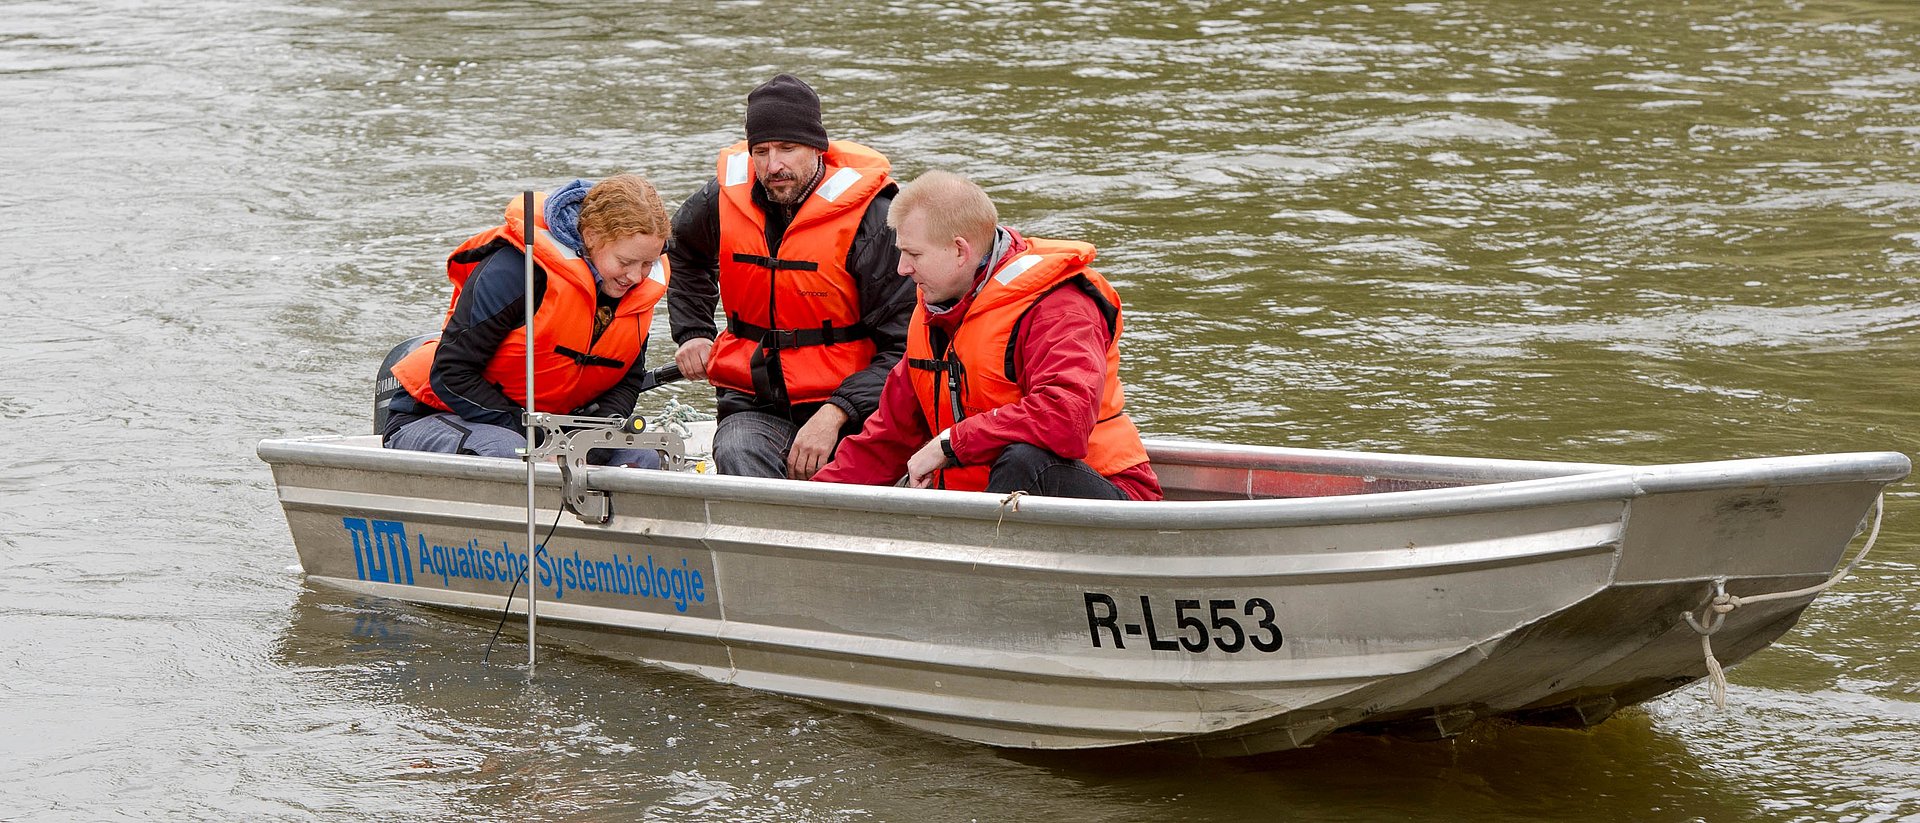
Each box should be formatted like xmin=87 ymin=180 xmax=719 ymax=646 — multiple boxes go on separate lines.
xmin=260 ymin=436 xmax=1906 ymax=755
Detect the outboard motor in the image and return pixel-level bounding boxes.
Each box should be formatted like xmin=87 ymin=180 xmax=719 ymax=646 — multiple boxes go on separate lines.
xmin=373 ymin=333 xmax=439 ymax=434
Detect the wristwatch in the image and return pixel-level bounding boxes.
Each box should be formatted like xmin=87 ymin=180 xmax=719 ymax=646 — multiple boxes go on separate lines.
xmin=938 ymin=429 xmax=958 ymax=465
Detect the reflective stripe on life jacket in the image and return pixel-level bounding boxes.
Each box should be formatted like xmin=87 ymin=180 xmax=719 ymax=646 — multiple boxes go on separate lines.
xmin=904 ymin=238 xmax=1148 ymax=492
xmin=708 ymin=140 xmax=890 ymax=406
xmin=390 ymin=191 xmax=669 ymax=415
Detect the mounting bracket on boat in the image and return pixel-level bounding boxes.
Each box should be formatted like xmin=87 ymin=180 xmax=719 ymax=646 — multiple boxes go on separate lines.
xmin=523 ymin=412 xmax=690 ymax=524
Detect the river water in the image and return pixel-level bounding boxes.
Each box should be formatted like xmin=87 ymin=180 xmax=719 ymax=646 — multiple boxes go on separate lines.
xmin=3 ymin=0 xmax=1917 ymax=820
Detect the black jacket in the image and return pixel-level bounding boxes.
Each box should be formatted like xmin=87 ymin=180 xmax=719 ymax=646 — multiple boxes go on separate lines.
xmin=384 ymin=245 xmax=652 ymax=437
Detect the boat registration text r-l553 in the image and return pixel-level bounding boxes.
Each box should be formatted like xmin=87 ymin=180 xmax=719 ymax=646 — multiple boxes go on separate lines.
xmin=1083 ymin=592 xmax=1284 ymax=654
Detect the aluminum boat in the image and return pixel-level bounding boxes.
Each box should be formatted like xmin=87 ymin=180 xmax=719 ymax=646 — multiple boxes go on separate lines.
xmin=258 ymin=417 xmax=1905 ymax=756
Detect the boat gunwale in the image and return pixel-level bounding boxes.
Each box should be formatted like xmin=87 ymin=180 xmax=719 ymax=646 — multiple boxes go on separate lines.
xmin=1142 ymin=437 xmax=1625 ymax=481
xmin=257 ymin=436 xmax=1910 ymax=531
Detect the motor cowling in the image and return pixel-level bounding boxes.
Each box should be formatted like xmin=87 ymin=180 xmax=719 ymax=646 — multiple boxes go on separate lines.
xmin=372 ymin=333 xmax=439 ymax=435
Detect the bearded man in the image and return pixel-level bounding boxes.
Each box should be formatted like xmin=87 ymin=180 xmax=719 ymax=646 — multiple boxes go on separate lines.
xmin=666 ymin=73 xmax=912 ymax=480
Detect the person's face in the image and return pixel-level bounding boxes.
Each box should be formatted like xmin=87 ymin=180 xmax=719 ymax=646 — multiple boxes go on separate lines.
xmin=894 ymin=209 xmax=975 ymax=304
xmin=585 ymin=231 xmax=666 ymax=299
xmin=751 ymin=141 xmax=823 ymax=205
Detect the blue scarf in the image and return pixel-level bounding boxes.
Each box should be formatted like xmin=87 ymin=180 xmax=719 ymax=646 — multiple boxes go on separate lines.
xmin=543 ymin=178 xmax=600 ymax=281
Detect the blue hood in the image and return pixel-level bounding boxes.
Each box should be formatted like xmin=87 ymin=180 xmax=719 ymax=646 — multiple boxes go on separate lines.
xmin=543 ymin=178 xmax=599 ymax=281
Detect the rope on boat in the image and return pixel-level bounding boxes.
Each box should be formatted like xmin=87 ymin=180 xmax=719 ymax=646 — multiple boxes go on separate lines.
xmin=654 ymin=396 xmax=712 ymax=438
xmin=990 ymin=490 xmax=1028 ymax=547
xmin=655 ymin=397 xmax=714 ymax=469
xmin=1682 ymin=493 xmax=1885 ymax=710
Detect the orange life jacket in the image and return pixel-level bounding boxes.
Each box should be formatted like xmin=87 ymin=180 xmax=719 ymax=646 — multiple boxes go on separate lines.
xmin=707 ymin=140 xmax=890 ymax=405
xmin=905 ymin=238 xmax=1149 ymax=492
xmin=390 ymin=192 xmax=669 ymax=415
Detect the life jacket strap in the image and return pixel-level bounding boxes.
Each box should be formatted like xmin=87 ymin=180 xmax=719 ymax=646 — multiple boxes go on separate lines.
xmin=553 ymin=345 xmax=626 ymax=369
xmin=908 ymin=351 xmax=968 ymax=427
xmin=730 ymin=252 xmax=820 ymax=272
xmin=907 ymin=357 xmax=954 ymax=373
xmin=728 ymin=317 xmax=871 ymax=351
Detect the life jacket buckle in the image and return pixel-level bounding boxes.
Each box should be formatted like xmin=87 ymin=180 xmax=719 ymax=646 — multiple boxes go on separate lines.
xmin=765 ymin=328 xmax=805 ymax=350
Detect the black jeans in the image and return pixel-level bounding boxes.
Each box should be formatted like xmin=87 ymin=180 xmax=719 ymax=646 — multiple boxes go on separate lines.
xmin=984 ymin=443 xmax=1127 ymax=500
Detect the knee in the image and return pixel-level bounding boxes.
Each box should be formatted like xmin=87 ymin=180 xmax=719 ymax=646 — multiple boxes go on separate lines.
xmin=458 ymin=425 xmax=528 ymax=459
xmin=390 ymin=414 xmax=524 ymax=458
xmin=712 ymin=413 xmax=792 ymax=477
xmin=994 ymin=442 xmax=1059 ymax=472
xmin=713 ymin=431 xmax=768 ymax=467
xmin=714 ymin=414 xmax=780 ymax=451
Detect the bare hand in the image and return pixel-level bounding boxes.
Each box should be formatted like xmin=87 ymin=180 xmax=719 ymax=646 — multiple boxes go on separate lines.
xmin=906 ymin=436 xmax=949 ymax=488
xmin=787 ymin=404 xmax=850 ymax=480
xmin=675 ymin=338 xmax=715 ymax=383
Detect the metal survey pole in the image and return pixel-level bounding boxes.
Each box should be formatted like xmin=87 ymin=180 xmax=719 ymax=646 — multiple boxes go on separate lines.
xmin=522 ymin=190 xmax=539 ymax=673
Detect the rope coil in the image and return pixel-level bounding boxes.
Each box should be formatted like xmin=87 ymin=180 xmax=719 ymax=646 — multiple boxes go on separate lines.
xmin=1681 ymin=493 xmax=1885 ymax=710
xmin=655 ymin=397 xmax=712 ymax=440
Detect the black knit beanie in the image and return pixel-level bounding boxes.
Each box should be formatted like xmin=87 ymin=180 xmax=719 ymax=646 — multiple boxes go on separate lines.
xmin=744 ymin=73 xmax=829 ymax=150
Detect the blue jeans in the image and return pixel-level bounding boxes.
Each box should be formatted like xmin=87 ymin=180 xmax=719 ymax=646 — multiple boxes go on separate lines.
xmin=711 ymin=410 xmax=799 ymax=478
xmin=387 ymin=413 xmax=661 ymax=469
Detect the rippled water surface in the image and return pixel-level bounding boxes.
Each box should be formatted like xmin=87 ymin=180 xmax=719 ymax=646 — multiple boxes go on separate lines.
xmin=3 ymin=0 xmax=1917 ymax=820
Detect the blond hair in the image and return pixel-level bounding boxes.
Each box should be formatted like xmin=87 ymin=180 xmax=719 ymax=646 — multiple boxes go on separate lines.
xmin=578 ymin=173 xmax=670 ymax=248
xmin=889 ymin=170 xmax=998 ymax=251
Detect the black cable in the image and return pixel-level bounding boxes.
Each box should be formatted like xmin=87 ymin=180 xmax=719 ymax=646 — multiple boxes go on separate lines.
xmin=484 ymin=503 xmax=565 ymax=664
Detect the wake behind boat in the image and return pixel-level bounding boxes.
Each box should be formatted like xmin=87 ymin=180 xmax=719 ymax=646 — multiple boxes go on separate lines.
xmin=258 ymin=397 xmax=1906 ymax=756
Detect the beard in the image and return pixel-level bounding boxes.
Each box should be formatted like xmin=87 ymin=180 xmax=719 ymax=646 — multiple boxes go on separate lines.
xmin=764 ymin=176 xmax=804 ymax=205
xmin=760 ymin=160 xmax=820 ymax=206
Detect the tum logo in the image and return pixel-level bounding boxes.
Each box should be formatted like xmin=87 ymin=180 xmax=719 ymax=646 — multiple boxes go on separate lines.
xmin=342 ymin=517 xmax=415 ymax=585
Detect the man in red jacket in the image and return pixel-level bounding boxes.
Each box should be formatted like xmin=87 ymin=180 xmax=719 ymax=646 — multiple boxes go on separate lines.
xmin=813 ymin=171 xmax=1161 ymax=500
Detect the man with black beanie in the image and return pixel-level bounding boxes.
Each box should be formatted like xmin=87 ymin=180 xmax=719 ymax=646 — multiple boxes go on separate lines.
xmin=667 ymin=73 xmax=913 ymax=480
